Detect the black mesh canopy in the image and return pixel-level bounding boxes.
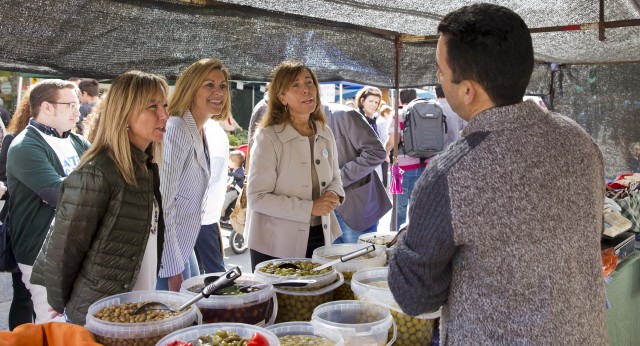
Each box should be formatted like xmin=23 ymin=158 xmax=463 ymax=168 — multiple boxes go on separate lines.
xmin=0 ymin=0 xmax=639 ymax=176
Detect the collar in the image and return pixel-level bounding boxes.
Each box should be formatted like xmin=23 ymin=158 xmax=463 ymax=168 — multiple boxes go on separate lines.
xmin=461 ymin=100 xmax=544 ymax=137
xmin=29 ymin=118 xmax=71 ymax=138
xmin=274 ymin=121 xmax=332 ymax=143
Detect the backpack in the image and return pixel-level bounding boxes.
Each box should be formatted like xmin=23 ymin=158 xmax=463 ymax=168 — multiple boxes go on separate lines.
xmin=401 ymin=98 xmax=447 ymax=158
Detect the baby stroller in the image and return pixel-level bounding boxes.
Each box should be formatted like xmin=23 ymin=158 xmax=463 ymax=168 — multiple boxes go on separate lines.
xmin=220 ymin=193 xmax=247 ymax=254
xmin=220 ymin=144 xmax=248 ymax=254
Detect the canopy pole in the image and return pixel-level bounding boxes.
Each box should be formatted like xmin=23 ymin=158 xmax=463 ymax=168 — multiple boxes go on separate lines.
xmin=339 ymin=83 xmax=343 ymax=104
xmin=391 ymin=34 xmax=402 ymax=233
xmin=599 ymin=0 xmax=606 ymax=41
xmin=16 ymin=75 xmax=23 ymax=106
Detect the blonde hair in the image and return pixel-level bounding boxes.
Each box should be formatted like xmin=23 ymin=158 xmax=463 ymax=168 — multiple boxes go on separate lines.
xmin=168 ymin=58 xmax=231 ymax=121
xmin=81 ymin=97 xmax=103 ymax=143
xmin=379 ymin=104 xmax=393 ymax=120
xmin=79 ymin=71 xmax=169 ymax=185
xmin=7 ymin=88 xmax=31 ymax=133
xmin=355 ymin=86 xmax=383 ymax=110
xmin=260 ymin=60 xmax=326 ymax=129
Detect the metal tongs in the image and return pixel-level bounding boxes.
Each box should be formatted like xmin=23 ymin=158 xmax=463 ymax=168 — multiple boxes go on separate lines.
xmin=133 ymin=266 xmax=242 ymax=315
xmin=312 ymin=244 xmax=377 ymax=271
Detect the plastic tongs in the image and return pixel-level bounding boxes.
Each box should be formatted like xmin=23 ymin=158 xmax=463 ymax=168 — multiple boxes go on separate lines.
xmin=312 ymin=244 xmax=376 ymax=271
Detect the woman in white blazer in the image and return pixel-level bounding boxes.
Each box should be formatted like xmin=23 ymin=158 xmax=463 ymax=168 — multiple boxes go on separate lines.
xmin=247 ymin=61 xmax=345 ymax=270
xmin=157 ymin=58 xmax=231 ymax=291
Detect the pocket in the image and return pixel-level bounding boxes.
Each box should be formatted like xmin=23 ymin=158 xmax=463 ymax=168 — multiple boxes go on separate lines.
xmin=338 ymin=175 xmax=391 ymax=231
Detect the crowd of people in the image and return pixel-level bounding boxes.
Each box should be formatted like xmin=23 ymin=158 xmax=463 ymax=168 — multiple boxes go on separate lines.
xmin=0 ymin=3 xmax=609 ymax=345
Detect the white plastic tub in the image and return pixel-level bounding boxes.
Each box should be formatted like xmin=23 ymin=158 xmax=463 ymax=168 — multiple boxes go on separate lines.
xmin=180 ymin=273 xmax=277 ymax=326
xmin=273 ymin=272 xmax=344 ymax=323
xmin=313 ymin=244 xmax=387 ymax=301
xmin=156 ymin=322 xmax=279 ymax=346
xmin=267 ymin=321 xmax=345 ymax=346
xmin=351 ymin=267 xmax=439 ymax=345
xmin=311 ymin=300 xmax=396 ymax=346
xmin=85 ymin=291 xmax=200 ymax=346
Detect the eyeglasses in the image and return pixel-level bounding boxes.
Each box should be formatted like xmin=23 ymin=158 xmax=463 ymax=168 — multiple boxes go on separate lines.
xmin=49 ymin=101 xmax=80 ymax=109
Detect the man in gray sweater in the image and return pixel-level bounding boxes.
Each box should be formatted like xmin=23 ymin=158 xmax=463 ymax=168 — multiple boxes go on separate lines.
xmin=388 ymin=3 xmax=608 ymax=345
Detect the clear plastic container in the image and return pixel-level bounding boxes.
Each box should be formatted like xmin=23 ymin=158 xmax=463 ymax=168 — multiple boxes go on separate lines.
xmin=267 ymin=321 xmax=345 ymax=346
xmin=254 ymin=258 xmax=338 ymax=288
xmin=311 ymin=300 xmax=396 ymax=346
xmin=357 ymin=233 xmax=397 ymax=265
xmin=313 ymin=244 xmax=387 ymax=300
xmin=351 ymin=267 xmax=440 ymax=345
xmin=85 ymin=291 xmax=200 ymax=346
xmin=274 ymin=272 xmax=344 ymax=323
xmin=180 ymin=273 xmax=277 ymax=326
xmin=155 ymin=322 xmax=279 ymax=346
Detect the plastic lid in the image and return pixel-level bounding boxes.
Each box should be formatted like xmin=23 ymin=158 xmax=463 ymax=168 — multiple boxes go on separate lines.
xmin=357 ymin=233 xmax=396 ymax=246
xmin=84 ymin=291 xmax=199 ymax=339
xmin=351 ymin=267 xmax=440 ymax=319
xmin=156 ymin=322 xmax=279 ymax=346
xmin=180 ymin=273 xmax=274 ymax=309
xmin=267 ymin=321 xmax=345 ymax=346
xmin=311 ymin=300 xmax=393 ymax=336
xmin=312 ymin=244 xmax=387 ymax=274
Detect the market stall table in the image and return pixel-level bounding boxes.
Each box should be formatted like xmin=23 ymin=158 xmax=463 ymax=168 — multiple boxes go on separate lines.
xmin=605 ymin=250 xmax=640 ymax=345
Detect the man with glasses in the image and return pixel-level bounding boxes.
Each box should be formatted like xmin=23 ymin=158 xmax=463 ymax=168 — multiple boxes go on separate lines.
xmin=7 ymin=79 xmax=90 ymax=324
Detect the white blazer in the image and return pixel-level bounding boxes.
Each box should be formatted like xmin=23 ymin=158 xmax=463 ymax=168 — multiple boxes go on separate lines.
xmin=247 ymin=121 xmax=345 ymax=258
xmin=158 ymin=111 xmax=209 ymax=277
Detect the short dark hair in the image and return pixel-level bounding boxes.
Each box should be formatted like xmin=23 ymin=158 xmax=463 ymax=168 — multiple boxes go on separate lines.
xmin=435 ymin=85 xmax=445 ymax=98
xmin=29 ymin=79 xmax=77 ymax=118
xmin=79 ymin=78 xmax=100 ymax=97
xmin=437 ymin=3 xmax=534 ymax=106
xmin=399 ymin=89 xmax=417 ymax=104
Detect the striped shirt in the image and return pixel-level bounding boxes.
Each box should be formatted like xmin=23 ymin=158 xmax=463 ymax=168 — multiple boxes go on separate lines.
xmin=158 ymin=111 xmax=210 ymax=277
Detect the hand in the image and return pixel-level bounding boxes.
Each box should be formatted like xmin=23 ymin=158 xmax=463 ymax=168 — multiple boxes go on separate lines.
xmin=0 ymin=181 xmax=6 ymax=199
xmin=311 ymin=192 xmax=339 ymax=216
xmin=167 ymin=273 xmax=184 ymax=292
xmin=322 ymin=191 xmax=340 ymax=205
xmin=48 ymin=307 xmax=64 ymax=320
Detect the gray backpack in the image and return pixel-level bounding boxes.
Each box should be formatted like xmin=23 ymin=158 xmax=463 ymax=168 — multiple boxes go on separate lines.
xmin=401 ymin=98 xmax=447 ymax=158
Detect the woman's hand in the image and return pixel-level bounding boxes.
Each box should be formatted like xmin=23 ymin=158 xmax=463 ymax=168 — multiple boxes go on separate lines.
xmin=311 ymin=191 xmax=340 ymax=216
xmin=167 ymin=273 xmax=184 ymax=292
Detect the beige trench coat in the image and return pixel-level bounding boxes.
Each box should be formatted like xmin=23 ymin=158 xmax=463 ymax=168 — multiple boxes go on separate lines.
xmin=246 ymin=121 xmax=345 ymax=258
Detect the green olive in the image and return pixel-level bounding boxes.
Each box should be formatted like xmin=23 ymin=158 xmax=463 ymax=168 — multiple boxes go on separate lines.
xmin=279 ymin=335 xmax=335 ymax=346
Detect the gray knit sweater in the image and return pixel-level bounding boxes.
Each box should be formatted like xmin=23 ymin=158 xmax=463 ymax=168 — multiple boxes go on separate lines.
xmin=388 ymin=100 xmax=609 ymax=345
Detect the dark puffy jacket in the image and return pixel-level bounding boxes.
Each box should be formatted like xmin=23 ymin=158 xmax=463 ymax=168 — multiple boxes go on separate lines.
xmin=31 ymin=147 xmax=164 ymax=325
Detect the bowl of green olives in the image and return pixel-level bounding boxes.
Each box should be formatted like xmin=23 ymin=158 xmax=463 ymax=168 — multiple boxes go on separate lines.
xmin=155 ymin=322 xmax=279 ymax=346
xmin=267 ymin=321 xmax=344 ymax=346
xmin=313 ymin=244 xmax=387 ymax=302
xmin=351 ymin=267 xmax=440 ymax=346
xmin=254 ymin=258 xmax=337 ymax=288
xmin=85 ymin=291 xmax=200 ymax=346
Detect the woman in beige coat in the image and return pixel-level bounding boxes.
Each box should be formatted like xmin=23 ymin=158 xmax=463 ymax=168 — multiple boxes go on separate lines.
xmin=247 ymin=61 xmax=345 ymax=270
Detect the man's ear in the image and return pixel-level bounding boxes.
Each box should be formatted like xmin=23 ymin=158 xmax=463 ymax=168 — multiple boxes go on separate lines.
xmin=462 ymin=80 xmax=476 ymax=106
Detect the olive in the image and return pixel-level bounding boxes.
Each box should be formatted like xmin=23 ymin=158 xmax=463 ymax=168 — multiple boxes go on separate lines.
xmin=257 ymin=261 xmax=332 ymax=276
xmin=386 ymin=309 xmax=436 ymax=345
xmin=279 ymin=334 xmax=335 ymax=345
xmin=91 ymin=301 xmax=189 ymax=346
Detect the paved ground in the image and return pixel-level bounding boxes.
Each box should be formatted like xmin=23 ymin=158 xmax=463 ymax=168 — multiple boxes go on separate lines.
xmin=0 ymin=208 xmax=393 ymax=330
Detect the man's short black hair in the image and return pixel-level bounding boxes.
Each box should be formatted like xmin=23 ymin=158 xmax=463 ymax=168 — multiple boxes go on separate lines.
xmin=437 ymin=3 xmax=534 ymax=106
xmin=399 ymin=89 xmax=417 ymax=105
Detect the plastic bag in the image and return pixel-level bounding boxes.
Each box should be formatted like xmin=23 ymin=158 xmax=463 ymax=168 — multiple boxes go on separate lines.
xmin=601 ymin=247 xmax=619 ymax=277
